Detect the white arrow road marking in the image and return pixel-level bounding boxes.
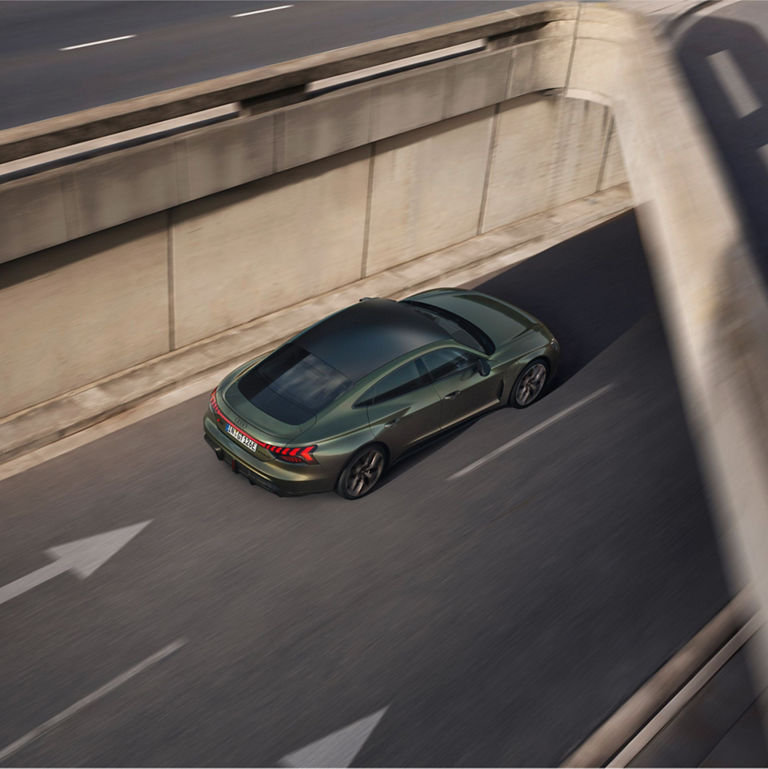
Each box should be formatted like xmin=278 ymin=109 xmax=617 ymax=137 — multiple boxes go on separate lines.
xmin=0 ymin=521 xmax=151 ymax=607
xmin=0 ymin=639 xmax=186 ymax=763
xmin=280 ymin=708 xmax=387 ymax=768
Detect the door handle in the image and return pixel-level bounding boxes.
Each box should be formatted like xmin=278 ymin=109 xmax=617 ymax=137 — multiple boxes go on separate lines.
xmin=443 ymin=391 xmax=460 ymax=399
xmin=384 ymin=417 xmax=401 ymax=427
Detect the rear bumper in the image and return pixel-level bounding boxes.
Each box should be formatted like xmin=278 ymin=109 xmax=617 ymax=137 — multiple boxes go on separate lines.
xmin=203 ymin=415 xmax=333 ymax=496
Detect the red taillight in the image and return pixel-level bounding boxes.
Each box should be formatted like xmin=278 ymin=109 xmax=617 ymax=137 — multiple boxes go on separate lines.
xmin=210 ymin=389 xmax=224 ymax=422
xmin=267 ymin=444 xmax=317 ymax=464
xmin=210 ymin=390 xmax=317 ymax=464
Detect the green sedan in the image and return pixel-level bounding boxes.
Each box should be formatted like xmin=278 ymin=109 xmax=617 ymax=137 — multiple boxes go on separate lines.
xmin=204 ymin=288 xmax=559 ymax=499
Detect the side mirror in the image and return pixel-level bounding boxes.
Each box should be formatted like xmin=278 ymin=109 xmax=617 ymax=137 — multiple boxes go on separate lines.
xmin=476 ymin=358 xmax=491 ymax=376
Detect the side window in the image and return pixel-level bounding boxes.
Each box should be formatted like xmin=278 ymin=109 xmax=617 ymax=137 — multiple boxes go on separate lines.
xmin=356 ymin=360 xmax=431 ymax=407
xmin=420 ymin=348 xmax=475 ymax=382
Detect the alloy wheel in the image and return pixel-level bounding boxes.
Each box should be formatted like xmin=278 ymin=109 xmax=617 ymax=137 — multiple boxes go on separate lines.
xmin=341 ymin=447 xmax=385 ymax=499
xmin=513 ymin=361 xmax=548 ymax=407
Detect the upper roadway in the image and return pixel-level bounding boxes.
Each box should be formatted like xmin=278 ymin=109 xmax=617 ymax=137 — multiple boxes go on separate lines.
xmin=0 ymin=0 xmax=560 ymax=130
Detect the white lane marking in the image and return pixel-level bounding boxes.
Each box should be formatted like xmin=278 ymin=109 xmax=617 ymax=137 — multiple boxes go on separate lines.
xmin=60 ymin=34 xmax=136 ymax=51
xmin=608 ymin=613 xmax=763 ymax=767
xmin=0 ymin=521 xmax=151 ymax=607
xmin=707 ymin=49 xmax=761 ymax=118
xmin=0 ymin=639 xmax=186 ymax=763
xmin=280 ymin=708 xmax=387 ymax=768
xmin=232 ymin=4 xmax=293 ymax=18
xmin=449 ymin=384 xmax=614 ymax=480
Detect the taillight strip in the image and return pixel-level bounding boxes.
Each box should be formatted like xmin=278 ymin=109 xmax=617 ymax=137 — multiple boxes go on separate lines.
xmin=209 ymin=390 xmax=316 ymax=463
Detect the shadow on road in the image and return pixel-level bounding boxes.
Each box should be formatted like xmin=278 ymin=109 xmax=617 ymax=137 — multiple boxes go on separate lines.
xmin=473 ymin=210 xmax=655 ymax=386
xmin=380 ymin=210 xmax=655 ymax=487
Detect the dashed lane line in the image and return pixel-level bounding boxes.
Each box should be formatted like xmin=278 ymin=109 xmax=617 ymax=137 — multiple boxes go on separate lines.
xmin=59 ymin=34 xmax=136 ymax=51
xmin=448 ymin=384 xmax=614 ymax=480
xmin=0 ymin=639 xmax=186 ymax=763
xmin=232 ymin=5 xmax=294 ymax=18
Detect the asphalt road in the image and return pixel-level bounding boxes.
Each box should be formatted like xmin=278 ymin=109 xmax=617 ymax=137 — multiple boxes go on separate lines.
xmin=0 ymin=0 xmax=541 ymax=130
xmin=0 ymin=212 xmax=732 ymax=766
xmin=673 ymin=0 xmax=768 ymax=287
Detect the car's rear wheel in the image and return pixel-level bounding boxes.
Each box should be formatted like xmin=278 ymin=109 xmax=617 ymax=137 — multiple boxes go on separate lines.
xmin=510 ymin=359 xmax=549 ymax=408
xmin=336 ymin=445 xmax=387 ymax=499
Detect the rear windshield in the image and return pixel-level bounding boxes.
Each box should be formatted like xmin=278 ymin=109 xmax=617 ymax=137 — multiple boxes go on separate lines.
xmin=404 ymin=300 xmax=495 ymax=354
xmin=238 ymin=343 xmax=352 ymax=424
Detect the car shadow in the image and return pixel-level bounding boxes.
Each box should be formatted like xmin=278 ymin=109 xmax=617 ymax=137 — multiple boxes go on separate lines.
xmin=379 ymin=211 xmax=655 ymax=486
xmin=377 ymin=417 xmax=479 ymax=489
xmin=470 ymin=210 xmax=655 ymax=387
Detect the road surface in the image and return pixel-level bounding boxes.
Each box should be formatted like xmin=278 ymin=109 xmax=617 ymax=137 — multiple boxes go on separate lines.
xmin=0 ymin=213 xmax=732 ymax=766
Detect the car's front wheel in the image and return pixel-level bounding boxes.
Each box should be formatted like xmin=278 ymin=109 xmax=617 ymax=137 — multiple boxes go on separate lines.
xmin=510 ymin=359 xmax=549 ymax=408
xmin=336 ymin=445 xmax=387 ymax=499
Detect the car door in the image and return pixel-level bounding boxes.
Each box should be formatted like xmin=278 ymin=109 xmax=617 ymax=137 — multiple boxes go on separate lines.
xmin=420 ymin=347 xmax=500 ymax=428
xmin=362 ymin=358 xmax=445 ymax=457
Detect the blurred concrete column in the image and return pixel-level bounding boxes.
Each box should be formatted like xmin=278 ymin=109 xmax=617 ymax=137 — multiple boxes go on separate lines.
xmin=575 ymin=1 xmax=768 ymax=711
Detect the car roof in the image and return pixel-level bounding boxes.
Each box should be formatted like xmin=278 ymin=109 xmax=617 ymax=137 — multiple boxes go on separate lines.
xmin=297 ymin=298 xmax=449 ymax=380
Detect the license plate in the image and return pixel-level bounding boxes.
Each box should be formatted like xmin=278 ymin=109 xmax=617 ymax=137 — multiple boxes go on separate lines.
xmin=226 ymin=423 xmax=261 ymax=454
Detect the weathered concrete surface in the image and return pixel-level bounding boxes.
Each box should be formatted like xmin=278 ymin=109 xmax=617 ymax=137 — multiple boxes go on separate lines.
xmin=279 ymin=89 xmax=371 ymax=170
xmin=598 ymin=121 xmax=626 ymax=191
xmin=0 ymin=215 xmax=169 ymax=413
xmin=172 ymin=147 xmax=370 ymax=348
xmin=506 ymin=37 xmax=574 ymax=99
xmin=366 ymin=108 xmax=494 ymax=274
xmin=181 ymin=113 xmax=274 ymax=200
xmin=483 ymin=95 xmax=561 ymax=229
xmin=0 ymin=173 xmax=72 ymax=259
xmin=73 ymin=141 xmax=180 ymax=235
xmin=550 ymin=98 xmax=611 ymax=208
xmin=370 ymin=65 xmax=449 ymax=142
xmin=443 ymin=48 xmax=512 ymax=119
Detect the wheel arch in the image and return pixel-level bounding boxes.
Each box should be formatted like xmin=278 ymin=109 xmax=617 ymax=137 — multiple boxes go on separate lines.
xmin=506 ymin=355 xmax=551 ymax=408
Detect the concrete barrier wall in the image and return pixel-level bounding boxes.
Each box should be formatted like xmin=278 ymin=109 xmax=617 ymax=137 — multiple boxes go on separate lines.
xmin=0 ymin=80 xmax=621 ymax=413
xmin=366 ymin=107 xmax=495 ymax=274
xmin=172 ymin=146 xmax=371 ymax=349
xmin=0 ymin=216 xmax=170 ymax=411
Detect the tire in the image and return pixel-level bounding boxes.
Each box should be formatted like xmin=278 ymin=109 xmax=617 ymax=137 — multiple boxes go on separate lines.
xmin=336 ymin=445 xmax=387 ymax=500
xmin=509 ymin=358 xmax=549 ymax=408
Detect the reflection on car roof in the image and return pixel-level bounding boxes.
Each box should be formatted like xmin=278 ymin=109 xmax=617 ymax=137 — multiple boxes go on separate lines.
xmin=298 ymin=298 xmax=448 ymax=380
